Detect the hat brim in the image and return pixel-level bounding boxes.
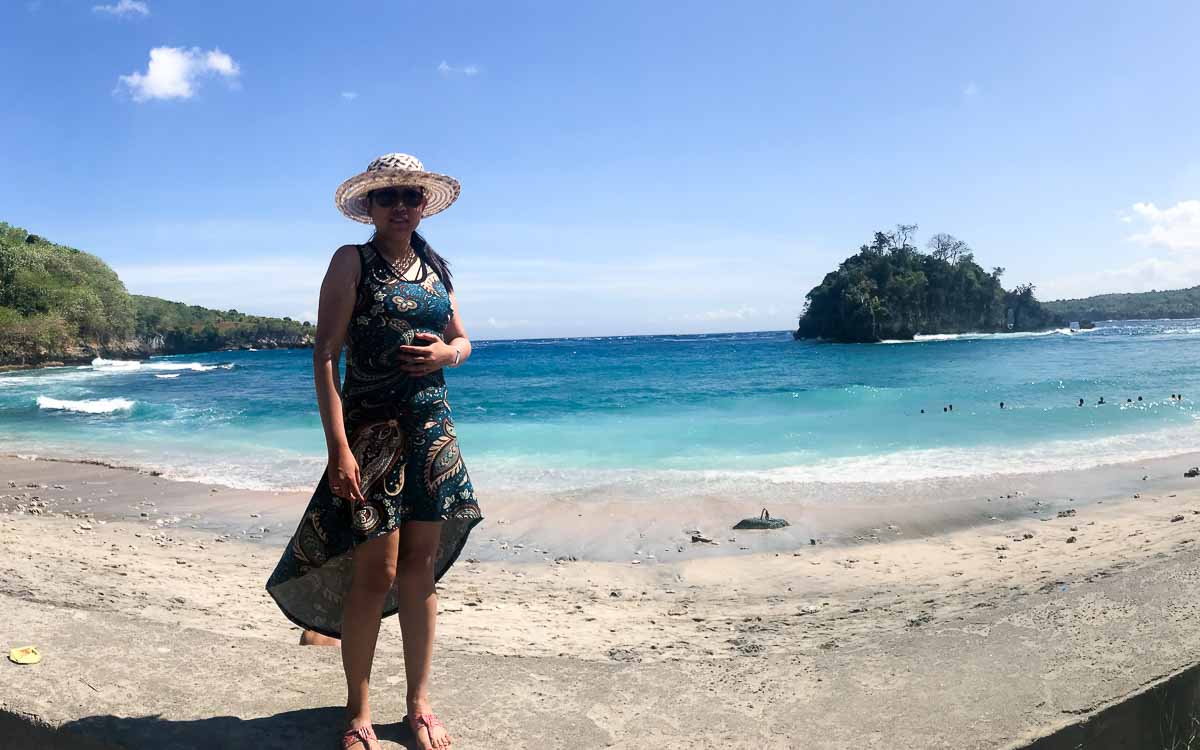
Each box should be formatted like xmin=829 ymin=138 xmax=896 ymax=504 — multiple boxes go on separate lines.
xmin=334 ymin=169 xmax=461 ymax=223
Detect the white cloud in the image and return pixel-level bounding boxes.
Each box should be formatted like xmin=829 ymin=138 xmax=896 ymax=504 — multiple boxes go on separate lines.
xmin=1042 ymin=199 xmax=1200 ymax=299
xmin=963 ymin=82 xmax=979 ymax=97
xmin=486 ymin=316 xmax=530 ymax=329
xmin=93 ymin=0 xmax=149 ymax=16
xmin=114 ymin=257 xmax=324 ymax=325
xmin=438 ymin=61 xmax=481 ymax=77
xmin=117 ymin=46 xmax=240 ymax=102
xmin=1128 ymin=200 xmax=1200 ymax=252
xmin=341 ymin=91 xmax=358 ymax=100
xmin=681 ymin=305 xmax=759 ymax=322
xmin=1041 ymin=255 xmax=1200 ymax=300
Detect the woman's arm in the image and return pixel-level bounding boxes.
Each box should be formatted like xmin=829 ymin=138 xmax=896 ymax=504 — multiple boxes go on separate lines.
xmin=397 ymin=290 xmax=472 ymax=374
xmin=312 ymin=245 xmax=366 ymax=501
xmin=442 ymin=290 xmax=472 ymax=366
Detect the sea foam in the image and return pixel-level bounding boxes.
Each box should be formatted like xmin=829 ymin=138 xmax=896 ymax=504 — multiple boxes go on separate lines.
xmin=35 ymin=396 xmax=135 ymax=414
xmin=90 ymin=357 xmax=232 ymax=373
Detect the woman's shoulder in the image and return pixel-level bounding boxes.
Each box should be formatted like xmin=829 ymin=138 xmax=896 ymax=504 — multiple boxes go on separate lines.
xmin=326 ymin=244 xmax=370 ymax=287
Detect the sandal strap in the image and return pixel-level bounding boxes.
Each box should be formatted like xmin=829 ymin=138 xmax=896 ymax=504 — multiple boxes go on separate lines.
xmin=414 ymin=712 xmax=444 ymax=729
xmin=341 ymin=724 xmax=377 ymax=749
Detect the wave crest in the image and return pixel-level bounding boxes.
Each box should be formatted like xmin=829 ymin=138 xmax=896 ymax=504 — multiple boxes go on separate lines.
xmin=36 ymin=396 xmax=136 ymax=414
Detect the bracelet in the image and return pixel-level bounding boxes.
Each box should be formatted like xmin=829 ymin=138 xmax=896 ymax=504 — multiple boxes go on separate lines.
xmin=452 ymin=346 xmax=461 ymax=367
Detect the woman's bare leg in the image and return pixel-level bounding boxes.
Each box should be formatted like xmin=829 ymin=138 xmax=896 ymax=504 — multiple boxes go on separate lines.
xmin=341 ymin=529 xmax=400 ymax=741
xmin=395 ymin=520 xmax=451 ymax=749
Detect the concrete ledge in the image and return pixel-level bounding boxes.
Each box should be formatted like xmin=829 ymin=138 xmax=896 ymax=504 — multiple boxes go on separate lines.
xmin=8 ymin=530 xmax=1200 ymax=748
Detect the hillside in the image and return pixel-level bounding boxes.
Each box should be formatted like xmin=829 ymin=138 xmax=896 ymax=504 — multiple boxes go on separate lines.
xmin=1044 ymin=286 xmax=1200 ymax=322
xmin=0 ymin=223 xmax=313 ymax=368
xmin=795 ymin=227 xmax=1062 ymax=343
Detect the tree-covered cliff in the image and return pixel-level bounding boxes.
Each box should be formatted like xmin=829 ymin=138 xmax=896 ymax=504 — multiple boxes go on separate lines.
xmin=795 ymin=226 xmax=1062 ymax=343
xmin=0 ymin=223 xmax=313 ymax=367
xmin=1043 ymin=286 xmax=1200 ymax=322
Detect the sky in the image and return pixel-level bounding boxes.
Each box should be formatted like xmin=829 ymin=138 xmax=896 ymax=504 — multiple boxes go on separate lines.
xmin=2 ymin=0 xmax=1199 ymax=339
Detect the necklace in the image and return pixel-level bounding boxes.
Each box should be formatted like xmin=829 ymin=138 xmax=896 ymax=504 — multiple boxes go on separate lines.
xmin=373 ymin=241 xmax=419 ymax=280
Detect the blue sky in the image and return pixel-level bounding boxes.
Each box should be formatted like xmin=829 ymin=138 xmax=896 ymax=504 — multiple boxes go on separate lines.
xmin=2 ymin=1 xmax=1199 ymax=338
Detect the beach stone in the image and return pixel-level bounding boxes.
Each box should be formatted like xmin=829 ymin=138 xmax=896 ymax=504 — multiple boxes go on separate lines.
xmin=733 ymin=508 xmax=789 ymax=530
xmin=1066 ymin=536 xmax=1078 ymax=544
xmin=1171 ymin=515 xmax=1185 ymax=523
xmin=1057 ymin=509 xmax=1077 ymax=518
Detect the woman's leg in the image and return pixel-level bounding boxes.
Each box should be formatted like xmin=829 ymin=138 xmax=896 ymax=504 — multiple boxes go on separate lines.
xmin=395 ymin=520 xmax=452 ymax=749
xmin=342 ymin=529 xmax=400 ymax=737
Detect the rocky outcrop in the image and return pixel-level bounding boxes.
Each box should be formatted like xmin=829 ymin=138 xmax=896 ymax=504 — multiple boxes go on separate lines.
xmin=0 ymin=333 xmax=312 ymax=371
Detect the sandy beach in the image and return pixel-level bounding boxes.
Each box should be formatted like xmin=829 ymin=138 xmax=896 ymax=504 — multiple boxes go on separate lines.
xmin=4 ymin=453 xmax=1200 ymax=747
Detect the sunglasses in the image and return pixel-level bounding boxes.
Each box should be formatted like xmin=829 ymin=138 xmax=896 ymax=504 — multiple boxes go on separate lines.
xmin=370 ymin=186 xmax=425 ymax=209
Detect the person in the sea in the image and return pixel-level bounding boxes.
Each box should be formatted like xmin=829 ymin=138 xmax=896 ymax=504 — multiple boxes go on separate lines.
xmin=1078 ymin=398 xmax=1084 ymax=407
xmin=999 ymin=402 xmax=1005 ymax=409
xmin=265 ymin=153 xmax=483 ymax=750
xmin=1098 ymin=397 xmax=1106 ymax=405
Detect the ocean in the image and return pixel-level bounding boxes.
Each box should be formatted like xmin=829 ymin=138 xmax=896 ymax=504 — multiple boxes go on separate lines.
xmin=1 ymin=320 xmax=1197 ymax=503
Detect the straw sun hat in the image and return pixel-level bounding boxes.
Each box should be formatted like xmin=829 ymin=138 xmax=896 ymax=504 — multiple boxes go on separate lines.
xmin=334 ymin=153 xmax=461 ymax=223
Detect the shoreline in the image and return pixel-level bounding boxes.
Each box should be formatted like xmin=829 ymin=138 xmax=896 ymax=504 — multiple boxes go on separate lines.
xmin=4 ymin=450 xmax=1200 ymax=565
xmin=0 ymin=343 xmax=315 ymax=373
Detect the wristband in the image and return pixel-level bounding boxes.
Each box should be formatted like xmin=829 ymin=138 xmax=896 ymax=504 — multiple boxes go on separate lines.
xmin=452 ymin=347 xmax=461 ymax=367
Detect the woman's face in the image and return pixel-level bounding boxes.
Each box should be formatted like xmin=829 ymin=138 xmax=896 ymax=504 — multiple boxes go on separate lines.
xmin=367 ymin=186 xmax=425 ymax=239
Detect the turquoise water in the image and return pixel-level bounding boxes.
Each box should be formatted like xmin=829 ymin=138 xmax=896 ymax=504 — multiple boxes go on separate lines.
xmin=1 ymin=320 xmax=1197 ymax=499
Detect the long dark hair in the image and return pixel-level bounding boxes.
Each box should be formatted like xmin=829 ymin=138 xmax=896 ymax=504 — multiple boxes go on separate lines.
xmin=368 ymin=229 xmax=454 ymax=293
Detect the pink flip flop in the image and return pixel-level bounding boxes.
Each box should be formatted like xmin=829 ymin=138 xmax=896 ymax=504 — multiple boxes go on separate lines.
xmin=408 ymin=712 xmax=452 ymax=748
xmin=340 ymin=723 xmax=379 ymax=749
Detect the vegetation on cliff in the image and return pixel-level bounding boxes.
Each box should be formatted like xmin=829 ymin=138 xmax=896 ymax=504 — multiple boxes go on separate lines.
xmin=795 ymin=226 xmax=1062 ymax=343
xmin=0 ymin=223 xmax=313 ymax=365
xmin=1044 ymin=286 xmax=1200 ymax=322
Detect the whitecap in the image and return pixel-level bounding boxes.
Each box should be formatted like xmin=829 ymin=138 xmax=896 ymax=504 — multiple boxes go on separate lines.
xmin=91 ymin=357 xmax=141 ymax=369
xmin=879 ymin=328 xmax=1086 ymax=344
xmin=88 ymin=357 xmax=232 ymax=374
xmin=144 ymin=362 xmax=226 ymax=372
xmin=36 ymin=396 xmax=135 ymax=414
xmin=154 ymin=374 xmax=180 ymax=379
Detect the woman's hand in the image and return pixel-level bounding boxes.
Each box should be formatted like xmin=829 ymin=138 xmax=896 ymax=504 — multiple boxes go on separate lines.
xmin=395 ymin=332 xmax=454 ymax=376
xmin=328 ymin=445 xmax=366 ymax=504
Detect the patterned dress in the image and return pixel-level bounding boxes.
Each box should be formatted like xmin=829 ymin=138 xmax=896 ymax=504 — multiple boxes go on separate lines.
xmin=266 ymin=239 xmax=483 ymax=638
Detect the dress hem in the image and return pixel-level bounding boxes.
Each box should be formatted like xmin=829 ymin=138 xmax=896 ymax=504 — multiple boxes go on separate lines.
xmin=264 ymin=513 xmax=484 ymax=640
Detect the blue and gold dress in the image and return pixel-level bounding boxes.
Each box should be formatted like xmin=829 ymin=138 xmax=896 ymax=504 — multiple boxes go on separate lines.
xmin=266 ymin=239 xmax=483 ymax=637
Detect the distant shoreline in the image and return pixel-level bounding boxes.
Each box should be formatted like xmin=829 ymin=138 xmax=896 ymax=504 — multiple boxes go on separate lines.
xmin=0 ymin=343 xmax=313 ymax=373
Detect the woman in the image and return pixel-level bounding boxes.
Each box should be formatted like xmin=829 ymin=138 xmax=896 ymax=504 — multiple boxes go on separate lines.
xmin=266 ymin=153 xmax=483 ymax=750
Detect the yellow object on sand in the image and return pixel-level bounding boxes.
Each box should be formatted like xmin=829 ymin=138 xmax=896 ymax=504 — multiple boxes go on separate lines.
xmin=8 ymin=646 xmax=42 ymax=665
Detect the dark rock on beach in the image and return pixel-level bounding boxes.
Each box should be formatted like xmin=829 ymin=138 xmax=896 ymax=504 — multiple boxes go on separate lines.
xmin=733 ymin=509 xmax=790 ymax=530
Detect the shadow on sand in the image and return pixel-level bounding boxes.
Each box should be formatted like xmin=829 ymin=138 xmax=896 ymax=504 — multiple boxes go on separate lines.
xmin=3 ymin=706 xmax=427 ymax=749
